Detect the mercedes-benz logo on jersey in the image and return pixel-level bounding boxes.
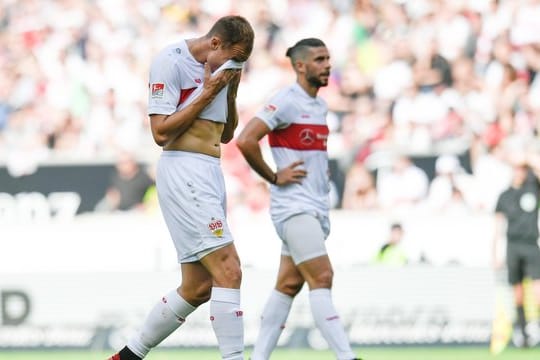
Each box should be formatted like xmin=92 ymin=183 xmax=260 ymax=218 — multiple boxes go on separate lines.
xmin=299 ymin=128 xmax=315 ymax=145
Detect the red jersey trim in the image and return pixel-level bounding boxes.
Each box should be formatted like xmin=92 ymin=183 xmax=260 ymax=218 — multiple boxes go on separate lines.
xmin=268 ymin=123 xmax=329 ymax=151
xmin=178 ymin=87 xmax=197 ymax=106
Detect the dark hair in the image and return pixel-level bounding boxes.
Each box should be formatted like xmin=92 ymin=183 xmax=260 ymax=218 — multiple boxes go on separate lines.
xmin=208 ymin=15 xmax=254 ymax=60
xmin=391 ymin=223 xmax=403 ymax=231
xmin=285 ymin=38 xmax=326 ymax=62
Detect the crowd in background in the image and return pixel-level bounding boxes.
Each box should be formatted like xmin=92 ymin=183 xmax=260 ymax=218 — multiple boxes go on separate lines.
xmin=1 ymin=0 xmax=540 ymax=217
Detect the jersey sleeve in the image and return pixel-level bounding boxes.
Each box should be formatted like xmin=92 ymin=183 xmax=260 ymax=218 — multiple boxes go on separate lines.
xmin=254 ymin=89 xmax=292 ymax=130
xmin=147 ymin=53 xmax=181 ymax=116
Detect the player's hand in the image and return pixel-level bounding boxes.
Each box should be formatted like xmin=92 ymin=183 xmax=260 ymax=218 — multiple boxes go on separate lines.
xmin=227 ymin=70 xmax=241 ymax=100
xmin=275 ymin=160 xmax=307 ymax=185
xmin=202 ymin=63 xmax=238 ymax=98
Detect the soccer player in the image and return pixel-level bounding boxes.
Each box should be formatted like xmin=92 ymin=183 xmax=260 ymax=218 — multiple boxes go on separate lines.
xmin=108 ymin=15 xmax=254 ymax=360
xmin=236 ymin=38 xmax=361 ymax=360
xmin=494 ymin=152 xmax=540 ymax=348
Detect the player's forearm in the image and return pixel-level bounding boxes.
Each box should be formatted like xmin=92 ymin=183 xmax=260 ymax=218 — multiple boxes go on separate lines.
xmin=237 ymin=141 xmax=275 ymax=184
xmin=221 ymin=100 xmax=238 ymax=143
xmin=151 ymin=94 xmax=215 ymax=146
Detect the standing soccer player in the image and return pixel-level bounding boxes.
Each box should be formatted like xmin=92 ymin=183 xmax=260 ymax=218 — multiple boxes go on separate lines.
xmin=494 ymin=152 xmax=540 ymax=348
xmin=236 ymin=38 xmax=360 ymax=360
xmin=108 ymin=15 xmax=254 ymax=360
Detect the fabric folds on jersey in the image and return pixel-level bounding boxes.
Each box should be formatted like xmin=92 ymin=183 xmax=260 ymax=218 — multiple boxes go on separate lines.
xmin=179 ymin=60 xmax=244 ymax=123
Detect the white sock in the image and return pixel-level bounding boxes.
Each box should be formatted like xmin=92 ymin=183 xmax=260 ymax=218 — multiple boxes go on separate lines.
xmin=127 ymin=289 xmax=196 ymax=358
xmin=210 ymin=287 xmax=244 ymax=360
xmin=251 ymin=290 xmax=294 ymax=360
xmin=309 ymin=288 xmax=356 ymax=360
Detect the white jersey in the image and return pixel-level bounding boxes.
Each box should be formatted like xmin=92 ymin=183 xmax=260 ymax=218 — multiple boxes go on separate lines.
xmin=148 ymin=40 xmax=203 ymax=116
xmin=180 ymin=60 xmax=243 ymax=123
xmin=255 ymin=83 xmax=330 ymax=224
xmin=147 ymin=40 xmax=242 ymax=124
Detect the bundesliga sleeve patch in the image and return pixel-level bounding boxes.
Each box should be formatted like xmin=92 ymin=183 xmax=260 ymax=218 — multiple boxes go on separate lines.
xmin=151 ymin=83 xmax=165 ymax=99
xmin=263 ymin=103 xmax=277 ymax=114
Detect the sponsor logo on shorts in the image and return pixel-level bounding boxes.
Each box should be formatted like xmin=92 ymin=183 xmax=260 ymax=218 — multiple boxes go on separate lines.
xmin=208 ymin=217 xmax=224 ymax=237
xmin=151 ymin=83 xmax=165 ymax=98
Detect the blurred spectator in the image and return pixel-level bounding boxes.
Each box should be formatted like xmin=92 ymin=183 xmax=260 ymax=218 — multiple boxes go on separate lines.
xmin=376 ymin=155 xmax=429 ymax=210
xmin=471 ymin=141 xmax=513 ymax=211
xmin=1 ymin=0 xmax=540 ymax=222
xmin=372 ymin=222 xmax=408 ymax=266
xmin=94 ymin=152 xmax=154 ymax=212
xmin=342 ymin=162 xmax=378 ymax=210
xmin=427 ymin=154 xmax=475 ymax=213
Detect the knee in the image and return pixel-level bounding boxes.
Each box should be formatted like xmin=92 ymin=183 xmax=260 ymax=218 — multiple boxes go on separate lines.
xmin=277 ymin=278 xmax=304 ymax=297
xmin=194 ymin=286 xmax=212 ymax=305
xmin=227 ymin=266 xmax=243 ymax=287
xmin=310 ymin=268 xmax=334 ymax=289
xmin=215 ymin=266 xmax=242 ymax=289
xmin=182 ymin=280 xmax=213 ymax=306
xmin=514 ymin=291 xmax=524 ymax=305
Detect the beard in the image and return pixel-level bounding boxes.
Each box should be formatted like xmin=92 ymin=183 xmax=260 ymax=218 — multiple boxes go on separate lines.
xmin=307 ymin=73 xmax=328 ymax=88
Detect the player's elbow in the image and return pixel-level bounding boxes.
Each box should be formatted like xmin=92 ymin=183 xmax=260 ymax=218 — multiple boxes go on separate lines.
xmin=149 ymin=114 xmax=173 ymax=147
xmin=221 ymin=132 xmax=233 ymax=144
xmin=235 ymin=133 xmax=251 ymax=153
xmin=152 ymin=131 xmax=169 ymax=147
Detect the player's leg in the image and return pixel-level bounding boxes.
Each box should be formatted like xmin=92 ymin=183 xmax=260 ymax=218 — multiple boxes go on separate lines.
xmin=512 ymin=283 xmax=527 ymax=347
xmin=251 ymin=255 xmax=304 ymax=360
xmin=298 ymin=255 xmax=357 ymax=359
xmin=507 ymin=244 xmax=528 ymax=347
xmin=285 ymin=213 xmax=357 ymax=360
xmin=110 ymin=262 xmax=212 ymax=360
xmin=524 ymin=243 xmax=540 ymax=306
xmin=200 ymin=243 xmax=244 ymax=360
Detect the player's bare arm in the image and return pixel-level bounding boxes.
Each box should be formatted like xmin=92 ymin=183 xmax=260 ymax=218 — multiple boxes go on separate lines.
xmin=221 ymin=70 xmax=241 ymax=143
xmin=150 ymin=64 xmax=237 ymax=148
xmin=236 ymin=117 xmax=307 ymax=185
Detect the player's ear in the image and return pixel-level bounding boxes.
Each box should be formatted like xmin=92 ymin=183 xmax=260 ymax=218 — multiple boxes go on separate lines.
xmin=210 ymin=37 xmax=221 ymax=50
xmin=295 ymin=59 xmax=306 ymax=74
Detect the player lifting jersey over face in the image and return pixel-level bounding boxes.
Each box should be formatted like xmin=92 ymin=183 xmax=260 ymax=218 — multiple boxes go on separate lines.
xmin=109 ymin=15 xmax=254 ymax=360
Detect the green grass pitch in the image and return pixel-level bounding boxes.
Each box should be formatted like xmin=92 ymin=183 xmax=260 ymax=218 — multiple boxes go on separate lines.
xmin=0 ymin=347 xmax=539 ymax=359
